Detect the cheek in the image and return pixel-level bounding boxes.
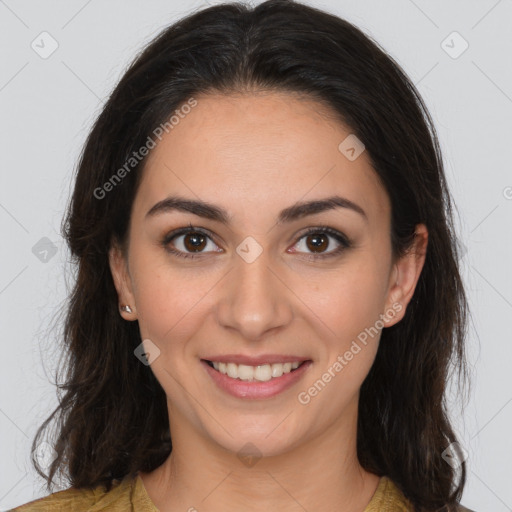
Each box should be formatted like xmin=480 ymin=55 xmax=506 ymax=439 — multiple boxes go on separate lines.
xmin=298 ymin=266 xmax=387 ymax=409
xmin=129 ymin=248 xmax=204 ymax=346
xmin=306 ymin=259 xmax=389 ymax=346
xmin=136 ymin=277 xmax=202 ymax=346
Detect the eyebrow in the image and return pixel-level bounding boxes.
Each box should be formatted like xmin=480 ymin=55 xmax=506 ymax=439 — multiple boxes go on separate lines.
xmin=145 ymin=195 xmax=368 ymax=224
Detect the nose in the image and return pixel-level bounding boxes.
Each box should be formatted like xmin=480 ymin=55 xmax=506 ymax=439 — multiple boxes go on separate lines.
xmin=215 ymin=246 xmax=293 ymax=341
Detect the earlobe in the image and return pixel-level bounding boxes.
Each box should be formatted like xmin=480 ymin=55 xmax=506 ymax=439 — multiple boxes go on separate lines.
xmin=383 ymin=224 xmax=428 ymax=327
xmin=108 ymin=244 xmax=137 ymax=321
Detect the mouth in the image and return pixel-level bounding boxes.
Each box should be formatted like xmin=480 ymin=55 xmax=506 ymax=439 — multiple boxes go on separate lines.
xmin=203 ymin=359 xmax=309 ymax=382
xmin=201 ymin=358 xmax=313 ymax=399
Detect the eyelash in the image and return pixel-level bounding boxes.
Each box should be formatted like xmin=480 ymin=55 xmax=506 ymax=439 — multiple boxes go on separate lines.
xmin=161 ymin=223 xmax=351 ymax=261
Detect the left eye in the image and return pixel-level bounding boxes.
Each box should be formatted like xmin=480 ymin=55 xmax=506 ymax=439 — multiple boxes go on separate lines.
xmin=290 ymin=227 xmax=351 ymax=258
xmin=162 ymin=226 xmax=350 ymax=260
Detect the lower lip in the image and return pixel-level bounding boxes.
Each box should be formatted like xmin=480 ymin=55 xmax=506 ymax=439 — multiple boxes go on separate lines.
xmin=201 ymin=360 xmax=312 ymax=399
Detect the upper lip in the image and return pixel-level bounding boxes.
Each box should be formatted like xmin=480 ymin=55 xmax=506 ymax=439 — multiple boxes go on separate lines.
xmin=202 ymin=354 xmax=311 ymax=366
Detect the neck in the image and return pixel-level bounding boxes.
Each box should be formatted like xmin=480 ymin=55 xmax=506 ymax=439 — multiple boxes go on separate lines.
xmin=140 ymin=400 xmax=380 ymax=512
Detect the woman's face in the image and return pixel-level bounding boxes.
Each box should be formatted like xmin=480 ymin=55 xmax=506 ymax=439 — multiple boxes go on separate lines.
xmin=110 ymin=91 xmax=427 ymax=458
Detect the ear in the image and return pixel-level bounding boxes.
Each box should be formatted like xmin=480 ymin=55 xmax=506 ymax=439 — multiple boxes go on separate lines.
xmin=109 ymin=242 xmax=137 ymax=321
xmin=383 ymin=223 xmax=428 ymax=327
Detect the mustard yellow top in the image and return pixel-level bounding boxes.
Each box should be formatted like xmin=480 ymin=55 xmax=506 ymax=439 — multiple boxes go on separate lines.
xmin=12 ymin=473 xmax=413 ymax=511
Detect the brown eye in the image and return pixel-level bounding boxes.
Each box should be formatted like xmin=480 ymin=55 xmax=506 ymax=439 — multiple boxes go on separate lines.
xmin=182 ymin=232 xmax=208 ymax=252
xmin=305 ymin=233 xmax=329 ymax=253
xmin=290 ymin=227 xmax=351 ymax=259
xmin=162 ymin=226 xmax=221 ymax=260
xmin=162 ymin=225 xmax=350 ymax=261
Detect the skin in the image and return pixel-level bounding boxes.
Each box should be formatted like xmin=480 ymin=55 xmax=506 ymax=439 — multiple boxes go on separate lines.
xmin=109 ymin=91 xmax=428 ymax=512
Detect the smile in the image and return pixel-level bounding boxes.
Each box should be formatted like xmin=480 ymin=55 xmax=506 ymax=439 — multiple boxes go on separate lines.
xmin=206 ymin=360 xmax=303 ymax=381
xmin=202 ymin=359 xmax=313 ymax=399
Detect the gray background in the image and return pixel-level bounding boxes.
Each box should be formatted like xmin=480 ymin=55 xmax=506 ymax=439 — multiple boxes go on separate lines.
xmin=1 ymin=0 xmax=511 ymax=510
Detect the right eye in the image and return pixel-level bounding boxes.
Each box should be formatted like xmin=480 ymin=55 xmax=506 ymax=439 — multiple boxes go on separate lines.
xmin=162 ymin=225 xmax=222 ymax=260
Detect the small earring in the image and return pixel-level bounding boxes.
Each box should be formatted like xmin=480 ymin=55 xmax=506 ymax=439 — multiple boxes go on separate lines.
xmin=120 ymin=304 xmax=133 ymax=313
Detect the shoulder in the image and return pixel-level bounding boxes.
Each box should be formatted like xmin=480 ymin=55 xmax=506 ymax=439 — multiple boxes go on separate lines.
xmin=11 ymin=485 xmax=104 ymax=512
xmin=364 ymin=476 xmax=476 ymax=512
xmin=365 ymin=476 xmax=413 ymax=511
xmin=11 ymin=473 xmax=148 ymax=512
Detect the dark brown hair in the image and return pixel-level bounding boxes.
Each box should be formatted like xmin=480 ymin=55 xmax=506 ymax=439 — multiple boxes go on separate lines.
xmin=31 ymin=1 xmax=469 ymax=510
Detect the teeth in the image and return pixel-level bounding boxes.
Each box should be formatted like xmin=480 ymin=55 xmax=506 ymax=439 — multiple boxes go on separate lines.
xmin=211 ymin=361 xmax=302 ymax=381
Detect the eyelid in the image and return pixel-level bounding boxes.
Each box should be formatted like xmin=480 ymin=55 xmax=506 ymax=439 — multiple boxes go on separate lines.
xmin=162 ymin=223 xmax=220 ymax=245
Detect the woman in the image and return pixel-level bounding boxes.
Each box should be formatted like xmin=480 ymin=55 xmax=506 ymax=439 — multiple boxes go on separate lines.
xmin=13 ymin=0 xmax=471 ymax=510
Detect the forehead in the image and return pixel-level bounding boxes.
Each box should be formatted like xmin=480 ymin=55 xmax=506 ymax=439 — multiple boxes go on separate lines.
xmin=135 ymin=91 xmax=390 ymax=227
